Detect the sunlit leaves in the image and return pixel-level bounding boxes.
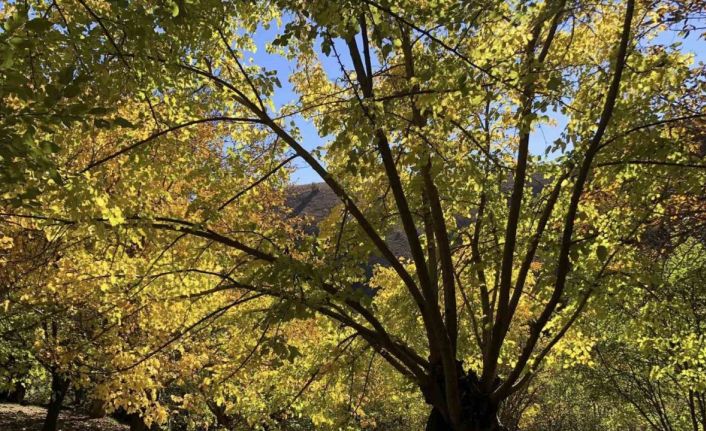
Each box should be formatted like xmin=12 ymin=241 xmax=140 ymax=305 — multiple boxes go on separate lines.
xmin=1 ymin=0 xmax=704 ymax=428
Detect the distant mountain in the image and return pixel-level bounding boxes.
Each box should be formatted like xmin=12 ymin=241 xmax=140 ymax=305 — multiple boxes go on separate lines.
xmin=286 ymin=183 xmax=411 ymax=260
xmin=284 ymin=174 xmax=551 ymax=260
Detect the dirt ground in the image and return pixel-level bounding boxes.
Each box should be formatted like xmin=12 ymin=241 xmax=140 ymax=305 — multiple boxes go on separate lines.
xmin=0 ymin=403 xmax=128 ymax=431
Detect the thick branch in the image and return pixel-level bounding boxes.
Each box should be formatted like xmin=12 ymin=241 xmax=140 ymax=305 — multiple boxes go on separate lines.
xmin=495 ymin=0 xmax=635 ymax=399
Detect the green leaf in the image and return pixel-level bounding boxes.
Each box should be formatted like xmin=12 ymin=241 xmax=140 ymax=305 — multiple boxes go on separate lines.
xmin=89 ymin=107 xmax=111 ymax=115
xmin=94 ymin=118 xmax=111 ymax=128
xmin=321 ymin=38 xmax=332 ymax=56
xmin=4 ymin=14 xmax=26 ymax=32
xmin=596 ymin=245 xmax=608 ymax=262
xmin=59 ymin=66 xmax=75 ymax=85
xmin=40 ymin=140 xmax=61 ymax=154
xmin=26 ymin=18 xmax=52 ymax=33
xmin=0 ymin=49 xmax=14 ymax=70
xmin=113 ymin=117 xmax=135 ymax=128
xmin=63 ymin=84 xmax=81 ymax=98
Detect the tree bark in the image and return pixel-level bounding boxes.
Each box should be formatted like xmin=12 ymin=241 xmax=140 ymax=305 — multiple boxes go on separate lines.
xmin=424 ymin=371 xmax=505 ymax=431
xmin=426 ymin=406 xmax=454 ymax=431
xmin=425 ymin=405 xmax=504 ymax=431
xmin=42 ymin=370 xmax=69 ymax=431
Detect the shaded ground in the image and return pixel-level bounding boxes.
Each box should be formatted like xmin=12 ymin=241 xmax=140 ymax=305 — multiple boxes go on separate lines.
xmin=0 ymin=403 xmax=127 ymax=431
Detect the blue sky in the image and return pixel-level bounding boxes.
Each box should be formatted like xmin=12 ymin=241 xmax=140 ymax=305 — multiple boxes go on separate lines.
xmin=247 ymin=23 xmax=346 ymax=184
xmin=247 ymin=21 xmax=705 ymax=184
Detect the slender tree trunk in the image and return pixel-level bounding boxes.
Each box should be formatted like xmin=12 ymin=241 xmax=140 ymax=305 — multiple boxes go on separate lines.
xmin=689 ymin=390 xmax=699 ymax=431
xmin=42 ymin=369 xmax=69 ymax=431
xmin=73 ymin=387 xmax=86 ymax=406
xmin=696 ymin=392 xmax=706 ymax=431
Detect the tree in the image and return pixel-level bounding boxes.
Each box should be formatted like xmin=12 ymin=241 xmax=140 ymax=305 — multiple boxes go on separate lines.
xmin=516 ymin=185 xmax=706 ymax=430
xmin=573 ymin=238 xmax=706 ymax=431
xmin=1 ymin=0 xmax=705 ymax=430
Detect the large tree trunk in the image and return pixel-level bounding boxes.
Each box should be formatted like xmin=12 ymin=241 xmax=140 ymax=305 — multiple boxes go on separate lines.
xmin=42 ymin=370 xmax=69 ymax=431
xmin=425 ymin=404 xmax=504 ymax=431
xmin=424 ymin=370 xmax=505 ymax=431
xmin=426 ymin=406 xmax=453 ymax=431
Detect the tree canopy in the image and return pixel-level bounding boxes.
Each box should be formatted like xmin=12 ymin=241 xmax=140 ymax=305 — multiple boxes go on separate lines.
xmin=1 ymin=0 xmax=705 ymax=430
